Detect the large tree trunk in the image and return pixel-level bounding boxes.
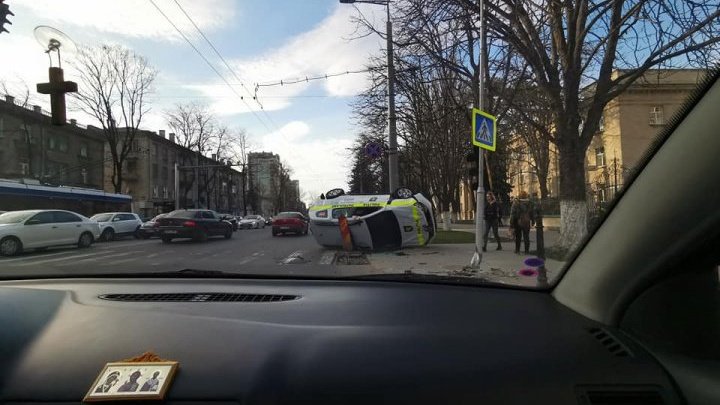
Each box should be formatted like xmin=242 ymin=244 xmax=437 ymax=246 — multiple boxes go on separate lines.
xmin=557 ymin=140 xmax=588 ymax=252
xmin=113 ymin=160 xmax=123 ymax=194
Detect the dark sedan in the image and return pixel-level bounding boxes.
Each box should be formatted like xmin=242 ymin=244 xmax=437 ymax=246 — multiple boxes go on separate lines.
xmin=137 ymin=214 xmax=167 ymax=239
xmin=157 ymin=209 xmax=233 ymax=243
xmin=271 ymin=212 xmax=309 ymax=236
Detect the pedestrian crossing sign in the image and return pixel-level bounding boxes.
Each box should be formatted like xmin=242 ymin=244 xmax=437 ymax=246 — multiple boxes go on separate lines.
xmin=472 ymin=109 xmax=497 ymax=151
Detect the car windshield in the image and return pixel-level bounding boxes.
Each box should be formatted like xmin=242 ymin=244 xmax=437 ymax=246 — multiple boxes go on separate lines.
xmin=90 ymin=214 xmax=113 ymax=222
xmin=0 ymin=1 xmax=715 ymax=289
xmin=0 ymin=211 xmax=35 ymax=224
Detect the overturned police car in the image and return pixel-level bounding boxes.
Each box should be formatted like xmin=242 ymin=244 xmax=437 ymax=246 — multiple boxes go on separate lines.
xmin=308 ymin=188 xmax=436 ymax=250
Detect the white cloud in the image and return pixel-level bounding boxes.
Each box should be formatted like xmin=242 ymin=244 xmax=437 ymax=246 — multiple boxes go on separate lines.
xmin=189 ymin=4 xmax=384 ymax=115
xmin=260 ymin=121 xmax=352 ymax=202
xmin=11 ymin=0 xmax=236 ymax=41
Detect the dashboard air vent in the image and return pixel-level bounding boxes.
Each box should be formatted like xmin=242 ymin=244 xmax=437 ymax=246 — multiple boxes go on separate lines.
xmin=588 ymin=327 xmax=632 ymax=357
xmin=99 ymin=293 xmax=299 ymax=303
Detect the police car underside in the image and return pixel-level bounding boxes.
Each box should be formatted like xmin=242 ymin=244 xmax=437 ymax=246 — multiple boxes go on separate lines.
xmin=309 ymin=193 xmax=435 ymax=250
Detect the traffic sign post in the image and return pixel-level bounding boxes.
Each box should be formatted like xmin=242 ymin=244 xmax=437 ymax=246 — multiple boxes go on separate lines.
xmin=472 ymin=109 xmax=497 ymax=151
xmin=470 ymin=109 xmax=496 ymax=268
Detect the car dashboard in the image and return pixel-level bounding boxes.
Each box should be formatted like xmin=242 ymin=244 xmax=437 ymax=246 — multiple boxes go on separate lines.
xmin=0 ymin=277 xmax=681 ymax=404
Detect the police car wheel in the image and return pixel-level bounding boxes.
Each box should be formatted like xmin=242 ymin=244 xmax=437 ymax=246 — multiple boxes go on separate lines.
xmin=393 ymin=187 xmax=413 ymax=199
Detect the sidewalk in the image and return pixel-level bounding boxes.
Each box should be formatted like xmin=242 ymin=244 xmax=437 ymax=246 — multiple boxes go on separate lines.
xmin=358 ymin=227 xmax=566 ymax=288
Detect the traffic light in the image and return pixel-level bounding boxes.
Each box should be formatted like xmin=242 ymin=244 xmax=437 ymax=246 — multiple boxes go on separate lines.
xmin=0 ymin=0 xmax=13 ymax=34
xmin=466 ymin=146 xmax=479 ymax=190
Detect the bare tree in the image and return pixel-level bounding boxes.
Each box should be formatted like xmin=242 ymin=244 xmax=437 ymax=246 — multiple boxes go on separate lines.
xmin=164 ymin=102 xmax=216 ymax=207
xmin=72 ymin=44 xmax=157 ymax=193
xmin=453 ymin=0 xmax=720 ymax=250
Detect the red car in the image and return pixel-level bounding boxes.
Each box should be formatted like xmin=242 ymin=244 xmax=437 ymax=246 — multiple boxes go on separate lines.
xmin=271 ymin=212 xmax=309 ymax=236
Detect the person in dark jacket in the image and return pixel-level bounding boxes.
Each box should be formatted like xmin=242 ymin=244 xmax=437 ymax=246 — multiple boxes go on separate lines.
xmin=482 ymin=192 xmax=502 ymax=252
xmin=510 ymin=191 xmax=535 ymax=254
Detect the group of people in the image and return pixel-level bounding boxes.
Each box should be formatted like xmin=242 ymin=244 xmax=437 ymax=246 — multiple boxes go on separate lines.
xmin=94 ymin=369 xmax=161 ymax=394
xmin=482 ymin=191 xmax=536 ymax=254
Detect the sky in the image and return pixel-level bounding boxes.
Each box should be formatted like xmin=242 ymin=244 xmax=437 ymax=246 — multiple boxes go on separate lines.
xmin=0 ymin=0 xmax=388 ymax=203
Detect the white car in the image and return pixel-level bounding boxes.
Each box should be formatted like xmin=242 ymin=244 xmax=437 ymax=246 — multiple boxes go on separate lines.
xmin=90 ymin=212 xmax=143 ymax=241
xmin=0 ymin=210 xmax=101 ymax=256
xmin=239 ymin=215 xmax=266 ymax=229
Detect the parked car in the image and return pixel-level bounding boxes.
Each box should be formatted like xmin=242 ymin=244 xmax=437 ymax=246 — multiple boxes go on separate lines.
xmin=239 ymin=215 xmax=266 ymax=229
xmin=272 ymin=212 xmax=309 ymax=236
xmin=90 ymin=212 xmax=143 ymax=241
xmin=0 ymin=209 xmax=100 ymax=256
xmin=137 ymin=214 xmax=167 ymax=239
xmin=157 ymin=209 xmax=233 ymax=243
xmin=308 ymin=187 xmax=436 ymax=250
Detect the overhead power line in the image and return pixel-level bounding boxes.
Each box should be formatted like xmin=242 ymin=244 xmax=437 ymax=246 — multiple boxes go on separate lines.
xmin=254 ymin=67 xmax=380 ymax=89
xmin=148 ymin=0 xmax=274 ymax=133
xmin=170 ymin=0 xmax=280 ymax=131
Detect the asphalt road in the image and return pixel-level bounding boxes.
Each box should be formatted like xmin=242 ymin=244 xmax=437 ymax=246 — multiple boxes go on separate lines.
xmin=0 ymin=228 xmax=353 ymax=278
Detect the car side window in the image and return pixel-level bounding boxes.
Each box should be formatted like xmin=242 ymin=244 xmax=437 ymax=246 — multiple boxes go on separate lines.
xmin=26 ymin=212 xmax=55 ymax=225
xmin=54 ymin=211 xmax=82 ymax=223
xmin=120 ymin=214 xmax=135 ymax=221
xmin=201 ymin=211 xmax=215 ymax=219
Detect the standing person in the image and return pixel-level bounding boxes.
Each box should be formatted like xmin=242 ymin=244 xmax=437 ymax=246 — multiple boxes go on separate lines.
xmin=510 ymin=191 xmax=535 ymax=254
xmin=482 ymin=192 xmax=502 ymax=252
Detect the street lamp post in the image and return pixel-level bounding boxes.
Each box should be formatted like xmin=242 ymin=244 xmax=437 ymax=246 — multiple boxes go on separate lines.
xmin=340 ymin=0 xmax=399 ymax=193
xmin=470 ymin=0 xmax=486 ymax=268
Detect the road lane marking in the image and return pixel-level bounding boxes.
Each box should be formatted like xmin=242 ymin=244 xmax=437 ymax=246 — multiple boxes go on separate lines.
xmin=94 ymin=240 xmax=155 ymax=249
xmin=281 ymin=250 xmax=308 ymax=264
xmin=65 ymin=251 xmax=140 ymax=264
xmin=238 ymin=256 xmax=257 ymax=265
xmin=146 ymin=253 xmax=159 ymax=258
xmin=15 ymin=252 xmax=100 ymax=266
xmin=0 ymin=251 xmax=74 ymax=264
xmin=102 ymin=257 xmax=138 ymax=266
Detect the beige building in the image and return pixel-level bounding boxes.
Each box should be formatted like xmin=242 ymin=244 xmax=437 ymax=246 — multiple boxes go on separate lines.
xmin=502 ymin=68 xmax=705 ymax=213
xmin=0 ymin=94 xmax=105 ymax=189
xmin=584 ymin=69 xmax=705 ymax=205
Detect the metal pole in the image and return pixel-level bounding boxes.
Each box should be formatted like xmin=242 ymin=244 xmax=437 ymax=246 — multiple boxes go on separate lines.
xmin=386 ymin=3 xmax=399 ymax=193
xmin=471 ymin=0 xmax=485 ymax=268
xmin=174 ymin=162 xmax=180 ymax=210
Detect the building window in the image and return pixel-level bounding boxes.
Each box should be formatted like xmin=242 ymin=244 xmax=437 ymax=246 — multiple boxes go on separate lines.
xmin=19 ymin=162 xmax=29 ymax=175
xmin=163 ymin=186 xmax=168 ymax=199
xmin=127 ymin=160 xmax=137 ymax=173
xmin=595 ymin=147 xmax=606 ymax=167
xmin=598 ymin=186 xmax=607 ymax=203
xmin=598 ymin=114 xmax=605 ymax=132
xmin=152 ymin=186 xmax=159 ymax=198
xmin=48 ymin=137 xmax=56 ymax=150
xmin=58 ymin=137 xmax=68 ymax=152
xmin=519 ymin=173 xmax=525 ymax=185
xmin=81 ymin=168 xmax=88 ymax=184
xmin=649 ymin=106 xmax=664 ymax=125
xmin=79 ymin=143 xmax=88 ymax=157
xmin=152 ymin=164 xmax=158 ymax=179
